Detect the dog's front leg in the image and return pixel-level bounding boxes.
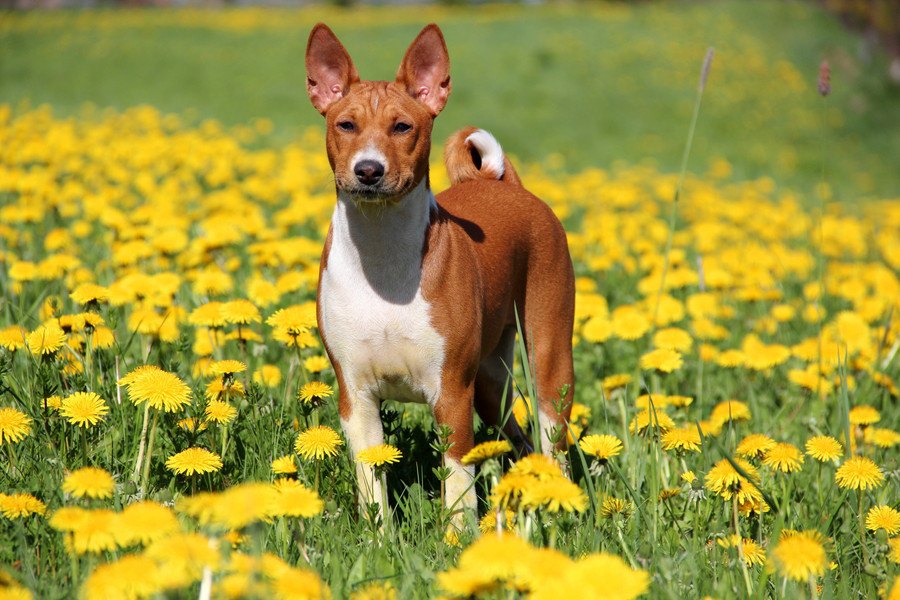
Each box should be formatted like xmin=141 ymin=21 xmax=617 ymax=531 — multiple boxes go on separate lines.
xmin=340 ymin=388 xmax=385 ymax=518
xmin=432 ymin=383 xmax=476 ymax=527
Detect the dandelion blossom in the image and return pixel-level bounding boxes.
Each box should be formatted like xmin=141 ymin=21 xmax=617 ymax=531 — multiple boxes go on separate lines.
xmin=165 ymin=448 xmax=223 ymax=476
xmin=208 ymin=359 xmax=247 ymax=377
xmin=462 ymin=440 xmax=512 ymax=465
xmin=661 ymin=427 xmax=702 ymax=453
xmin=116 ymin=501 xmax=180 ymax=546
xmin=835 ymin=456 xmax=884 ymax=491
xmin=771 ymin=531 xmax=827 ymax=581
xmin=356 ymin=444 xmax=402 ymax=468
xmin=0 ymin=325 xmax=27 ymax=351
xmin=0 ymin=407 xmax=32 ymax=445
xmin=736 ymin=433 xmax=776 ymax=460
xmin=204 ymin=400 xmax=237 ymax=425
xmin=62 ymin=467 xmax=115 ymax=499
xmin=298 ymin=381 xmax=333 ymax=405
xmin=0 ymin=493 xmax=46 ymax=519
xmin=520 ymin=477 xmax=587 ymax=513
xmin=271 ymin=455 xmax=298 ymax=475
xmin=123 ymin=367 xmax=192 ymax=413
xmin=849 ymin=405 xmax=880 ymax=426
xmin=303 ymin=355 xmax=330 ymax=374
xmin=60 ymin=392 xmax=109 ymax=428
xmin=26 ymin=323 xmax=67 ymax=356
xmin=805 ymin=435 xmax=843 ymax=462
xmin=639 ymin=348 xmax=683 ymax=373
xmin=866 ymin=505 xmax=900 ymax=535
xmin=294 ymin=426 xmax=343 ymax=460
xmin=267 ymin=480 xmax=324 ymax=519
xmin=579 ymin=434 xmax=623 ymax=461
xmin=762 ymin=442 xmax=804 ymax=473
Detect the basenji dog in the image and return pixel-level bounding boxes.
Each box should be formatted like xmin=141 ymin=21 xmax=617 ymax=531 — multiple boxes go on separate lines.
xmin=306 ymin=23 xmax=575 ymax=521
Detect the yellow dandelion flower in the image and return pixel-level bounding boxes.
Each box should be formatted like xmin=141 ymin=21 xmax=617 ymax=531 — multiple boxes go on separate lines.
xmin=221 ymin=299 xmax=261 ymax=325
xmin=266 ymin=305 xmax=315 ymax=336
xmin=62 ymin=467 xmax=115 ymax=499
xmin=600 ymin=496 xmax=634 ymax=519
xmin=205 ymin=378 xmax=245 ymax=402
xmin=81 ymin=555 xmax=160 ymax=600
xmin=805 ymin=435 xmax=843 ymax=462
xmin=115 ymin=500 xmax=180 ymax=546
xmin=762 ymin=442 xmax=804 ymax=473
xmin=271 ymin=455 xmax=298 ymax=475
xmin=705 ymin=458 xmax=760 ymax=500
xmin=145 ymin=532 xmax=220 ymax=587
xmin=639 ymin=348 xmax=683 ymax=373
xmin=204 ymin=400 xmax=238 ymax=425
xmin=530 ymin=552 xmax=649 ymax=600
xmin=70 ymin=283 xmax=109 ymax=306
xmin=653 ymin=327 xmax=693 ymax=352
xmin=628 ymin=409 xmax=675 ymax=435
xmin=188 ymin=302 xmax=227 ymax=328
xmin=294 ymin=426 xmax=343 ymax=460
xmin=710 ymin=399 xmax=752 ymax=425
xmin=122 ymin=367 xmax=192 ymax=413
xmin=461 ymin=440 xmax=512 ymax=465
xmin=177 ymin=417 xmax=208 ymax=433
xmin=0 ymin=325 xmax=27 ymax=351
xmin=601 ymin=373 xmax=632 ymax=395
xmin=303 ymin=355 xmax=330 ymax=374
xmin=661 ymin=427 xmax=702 ymax=453
xmin=208 ymin=359 xmax=247 ymax=377
xmin=771 ymin=531 xmax=827 ymax=581
xmin=252 ymin=365 xmax=282 ymax=388
xmin=350 ymin=581 xmax=396 ymax=600
xmin=579 ymin=434 xmax=623 ymax=460
xmin=478 ymin=509 xmax=517 ymax=534
xmin=520 ymin=477 xmax=587 ymax=513
xmin=60 ymin=392 xmax=109 ymax=428
xmin=835 ymin=456 xmax=884 ymax=491
xmin=509 ymin=454 xmax=564 ymax=479
xmin=357 ymin=444 xmax=402 ymax=468
xmin=849 ymin=405 xmax=880 ymax=426
xmin=866 ymin=505 xmax=900 ymax=535
xmin=0 ymin=407 xmax=31 ymax=444
xmin=298 ymin=381 xmax=333 ymax=404
xmin=736 ymin=433 xmax=776 ymax=459
xmin=490 ymin=473 xmax=533 ymax=510
xmin=26 ymin=323 xmax=67 ymax=356
xmin=611 ymin=305 xmax=650 ymax=340
xmin=267 ymin=480 xmax=324 ymax=519
xmin=165 ymin=447 xmax=223 ymax=476
xmin=681 ymin=470 xmax=697 ymax=484
xmin=0 ymin=493 xmax=46 ymax=519
xmin=718 ymin=535 xmax=766 ymax=566
xmin=864 ymin=427 xmax=900 ymax=448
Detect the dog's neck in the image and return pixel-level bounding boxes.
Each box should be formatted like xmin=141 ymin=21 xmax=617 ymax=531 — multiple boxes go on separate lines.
xmin=332 ymin=178 xmax=436 ymax=304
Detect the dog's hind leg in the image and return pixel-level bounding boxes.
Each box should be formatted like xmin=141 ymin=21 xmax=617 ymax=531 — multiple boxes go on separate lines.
xmin=474 ymin=326 xmax=533 ymax=456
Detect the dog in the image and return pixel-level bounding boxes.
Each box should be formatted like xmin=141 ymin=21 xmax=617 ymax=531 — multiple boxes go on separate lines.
xmin=306 ymin=23 xmax=575 ymax=520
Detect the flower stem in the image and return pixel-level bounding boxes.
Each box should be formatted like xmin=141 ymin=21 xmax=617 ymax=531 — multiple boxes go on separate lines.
xmin=140 ymin=409 xmax=159 ymax=497
xmin=132 ymin=402 xmax=151 ymax=482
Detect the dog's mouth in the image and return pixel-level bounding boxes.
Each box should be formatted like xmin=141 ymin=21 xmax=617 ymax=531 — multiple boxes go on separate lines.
xmin=338 ymin=178 xmax=415 ymax=205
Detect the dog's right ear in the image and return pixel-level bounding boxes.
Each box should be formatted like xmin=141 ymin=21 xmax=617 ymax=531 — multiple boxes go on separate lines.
xmin=306 ymin=24 xmax=360 ymax=115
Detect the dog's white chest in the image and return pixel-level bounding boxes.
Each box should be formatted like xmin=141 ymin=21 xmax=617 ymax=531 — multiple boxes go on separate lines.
xmin=319 ymin=188 xmax=445 ymax=405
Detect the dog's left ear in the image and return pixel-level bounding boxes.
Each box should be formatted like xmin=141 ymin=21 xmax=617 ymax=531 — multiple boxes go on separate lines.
xmin=396 ymin=24 xmax=451 ymax=116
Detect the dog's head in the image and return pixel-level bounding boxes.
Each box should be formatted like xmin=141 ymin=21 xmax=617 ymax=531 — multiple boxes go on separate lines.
xmin=305 ymin=24 xmax=450 ymax=201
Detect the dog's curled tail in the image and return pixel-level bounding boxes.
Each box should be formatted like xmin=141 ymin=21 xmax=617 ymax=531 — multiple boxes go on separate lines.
xmin=444 ymin=127 xmax=521 ymax=187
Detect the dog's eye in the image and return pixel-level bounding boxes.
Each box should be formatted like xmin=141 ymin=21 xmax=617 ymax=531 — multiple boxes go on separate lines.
xmin=393 ymin=122 xmax=412 ymax=134
xmin=337 ymin=121 xmax=355 ymax=132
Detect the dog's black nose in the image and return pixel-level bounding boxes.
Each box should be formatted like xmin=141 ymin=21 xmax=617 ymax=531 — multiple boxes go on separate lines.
xmin=354 ymin=160 xmax=385 ymax=186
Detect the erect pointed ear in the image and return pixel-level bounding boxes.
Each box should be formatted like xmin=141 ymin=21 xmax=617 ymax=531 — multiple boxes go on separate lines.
xmin=395 ymin=24 xmax=451 ymax=116
xmin=305 ymin=23 xmax=360 ymax=115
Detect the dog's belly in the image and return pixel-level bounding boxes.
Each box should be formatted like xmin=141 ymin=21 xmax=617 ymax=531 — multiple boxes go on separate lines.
xmin=319 ymin=266 xmax=446 ymax=406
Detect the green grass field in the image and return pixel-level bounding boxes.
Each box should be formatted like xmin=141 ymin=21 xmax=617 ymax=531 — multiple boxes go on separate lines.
xmin=0 ymin=3 xmax=899 ymax=599
xmin=2 ymin=1 xmax=900 ymax=198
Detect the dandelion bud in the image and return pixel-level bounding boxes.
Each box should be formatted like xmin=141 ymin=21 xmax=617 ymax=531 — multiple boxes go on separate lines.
xmin=818 ymin=59 xmax=831 ymax=97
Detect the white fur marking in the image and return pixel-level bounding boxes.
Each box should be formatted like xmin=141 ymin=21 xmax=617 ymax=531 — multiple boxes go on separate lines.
xmin=445 ymin=457 xmax=476 ymax=516
xmin=538 ymin=407 xmax=562 ymax=457
xmin=320 ymin=179 xmax=445 ymax=409
xmin=465 ymin=129 xmax=505 ymax=179
xmin=351 ymin=143 xmax=389 ymax=172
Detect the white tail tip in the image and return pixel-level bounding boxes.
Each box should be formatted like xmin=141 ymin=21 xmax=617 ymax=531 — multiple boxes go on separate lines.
xmin=465 ymin=129 xmax=505 ymax=180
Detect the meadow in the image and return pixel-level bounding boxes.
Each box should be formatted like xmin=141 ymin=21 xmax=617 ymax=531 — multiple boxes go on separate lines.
xmin=1 ymin=2 xmax=899 ymax=599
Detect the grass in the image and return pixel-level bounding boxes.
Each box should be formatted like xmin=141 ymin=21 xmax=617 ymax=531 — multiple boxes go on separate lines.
xmin=2 ymin=1 xmax=900 ymax=198
xmin=0 ymin=3 xmax=899 ymax=599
